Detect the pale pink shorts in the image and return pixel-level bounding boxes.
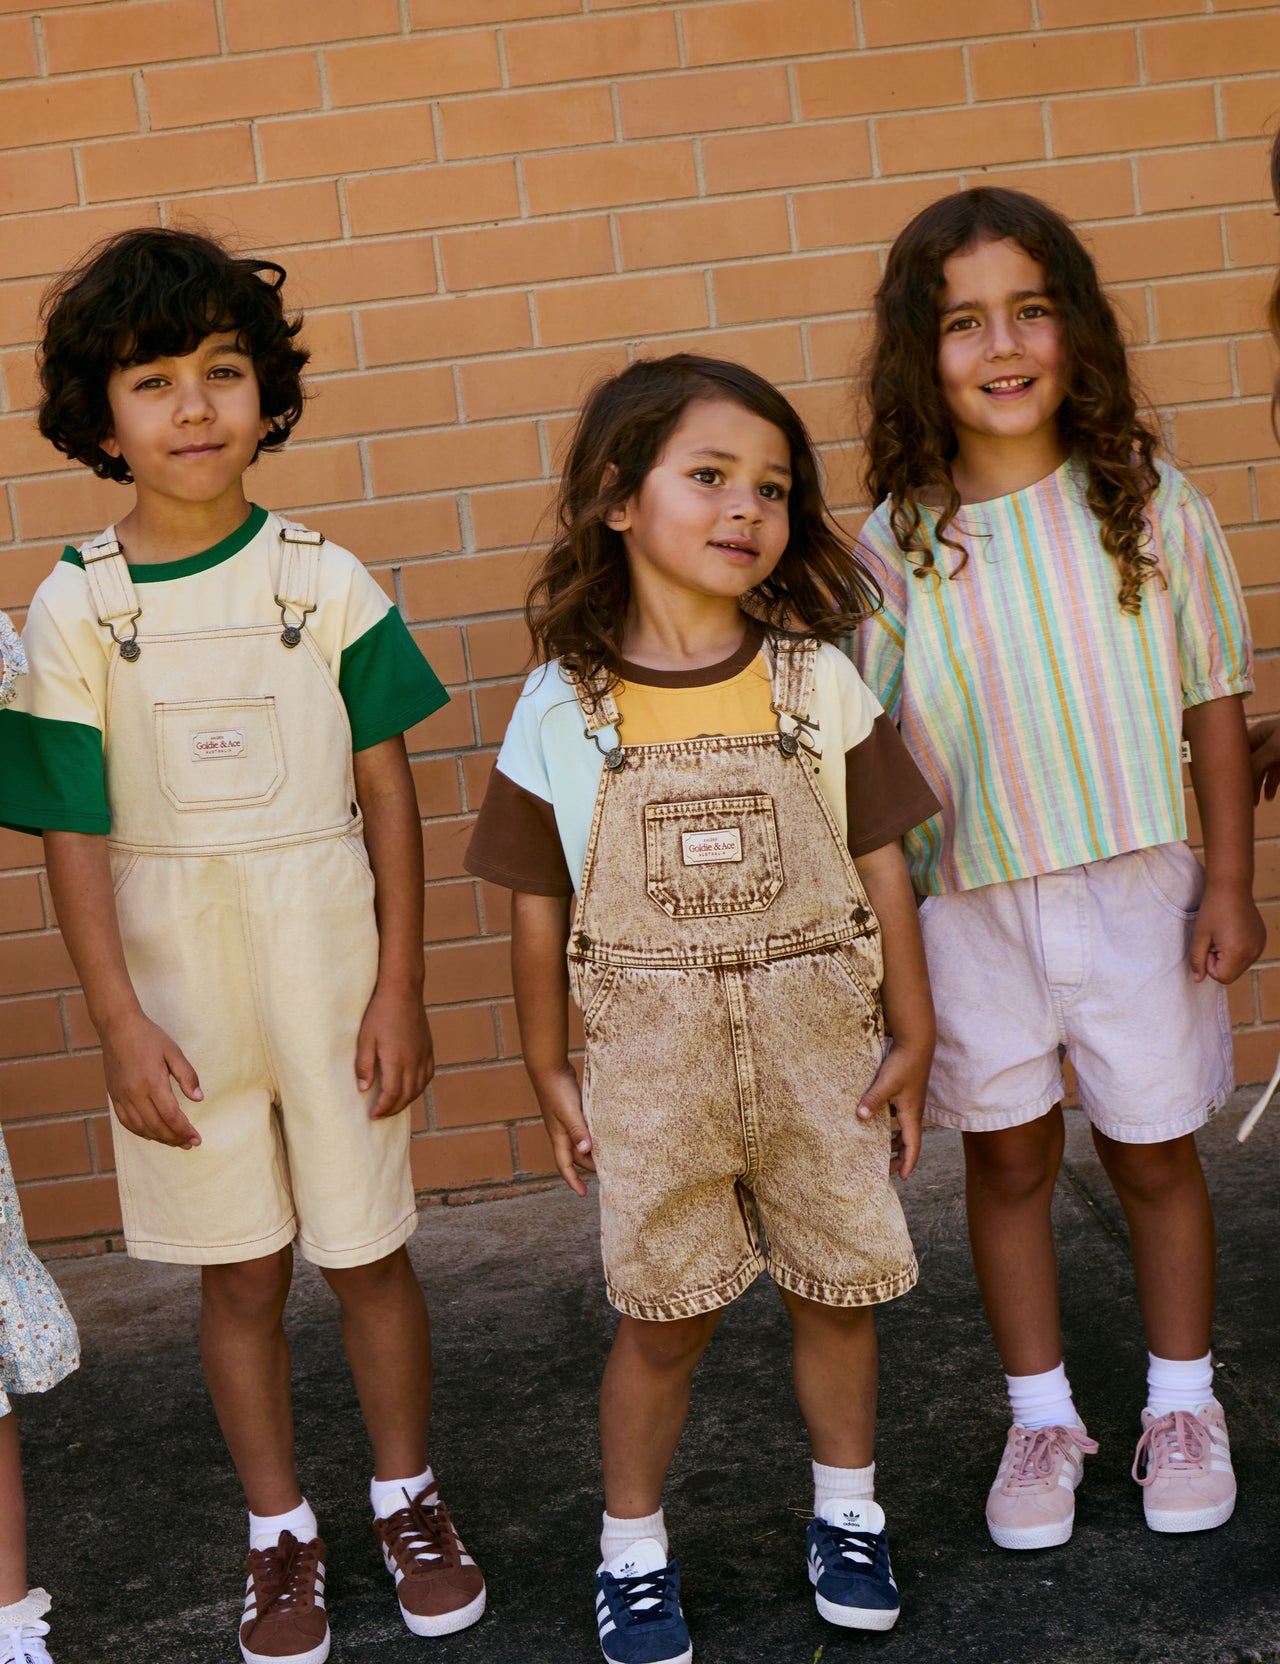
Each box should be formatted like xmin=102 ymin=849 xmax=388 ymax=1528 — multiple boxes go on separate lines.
xmin=920 ymin=844 xmax=1234 ymax=1144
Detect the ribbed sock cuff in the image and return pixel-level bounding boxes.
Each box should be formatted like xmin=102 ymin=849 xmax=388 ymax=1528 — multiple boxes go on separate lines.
xmin=601 ymin=1507 xmax=668 ymax=1566
xmin=812 ymin=1458 xmax=875 ymax=1515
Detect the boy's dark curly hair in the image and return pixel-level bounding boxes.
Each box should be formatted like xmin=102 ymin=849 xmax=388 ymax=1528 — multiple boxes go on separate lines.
xmin=38 ymin=226 xmax=309 ymax=483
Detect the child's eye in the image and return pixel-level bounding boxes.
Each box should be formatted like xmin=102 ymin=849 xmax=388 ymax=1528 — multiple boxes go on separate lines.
xmin=759 ymin=482 xmax=787 ymax=501
xmin=133 ymin=375 xmax=168 ymax=390
xmin=943 ymin=316 xmax=978 ymax=333
xmin=691 ymin=468 xmax=722 ymax=485
xmin=209 ymin=365 xmax=243 ymax=379
xmin=1020 ymin=303 xmax=1051 ymax=319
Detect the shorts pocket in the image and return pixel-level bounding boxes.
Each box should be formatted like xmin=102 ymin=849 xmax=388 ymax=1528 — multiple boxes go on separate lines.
xmin=155 ymin=697 xmax=286 ymax=811
xmin=571 ymin=962 xmax=621 ymax=1033
xmin=109 ymin=851 xmax=140 ymax=898
xmin=643 ymin=794 xmax=783 ymax=919
xmin=1134 ymin=842 xmax=1204 ymax=921
xmin=829 ymin=942 xmax=883 ymax=1021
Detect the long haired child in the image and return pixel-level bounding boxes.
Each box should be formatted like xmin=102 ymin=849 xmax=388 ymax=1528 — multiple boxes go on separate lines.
xmin=0 ymin=612 xmax=80 ymax=1664
xmin=466 ymin=354 xmax=939 ymax=1658
xmin=855 ymin=187 xmax=1264 ymax=1549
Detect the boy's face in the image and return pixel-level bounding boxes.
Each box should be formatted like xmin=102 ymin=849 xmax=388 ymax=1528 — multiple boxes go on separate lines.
xmin=102 ymin=332 xmax=268 ymax=504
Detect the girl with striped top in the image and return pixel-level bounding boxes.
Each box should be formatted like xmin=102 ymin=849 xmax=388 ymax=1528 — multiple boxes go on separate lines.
xmin=854 ymin=188 xmax=1263 ymax=1553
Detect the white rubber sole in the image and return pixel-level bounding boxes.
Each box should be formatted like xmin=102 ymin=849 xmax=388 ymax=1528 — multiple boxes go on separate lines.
xmin=600 ymin=1639 xmax=692 ymax=1664
xmin=987 ymin=1515 xmax=1074 ymax=1551
xmin=400 ymin=1584 xmax=487 ymax=1636
xmin=240 ymin=1632 xmax=330 ymax=1664
xmin=1144 ymin=1492 xmax=1236 ymax=1534
xmin=810 ymin=1570 xmax=900 ymax=1632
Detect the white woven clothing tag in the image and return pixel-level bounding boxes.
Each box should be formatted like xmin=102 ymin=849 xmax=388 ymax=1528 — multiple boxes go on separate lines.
xmin=681 ymin=827 xmax=742 ymax=865
xmin=191 ymin=728 xmax=246 ymax=760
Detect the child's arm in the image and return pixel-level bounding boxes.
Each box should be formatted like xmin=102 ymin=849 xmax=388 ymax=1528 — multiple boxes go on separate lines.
xmin=1184 ymin=694 xmax=1267 ymax=983
xmin=511 ymin=890 xmax=594 ymax=1196
xmin=44 ymin=830 xmax=203 ymax=1149
xmin=353 ymin=734 xmax=434 ymax=1119
xmin=851 ymin=840 xmax=935 ymax=1181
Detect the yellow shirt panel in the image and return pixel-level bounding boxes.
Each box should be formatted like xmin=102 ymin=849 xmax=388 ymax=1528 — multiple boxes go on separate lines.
xmin=614 ymin=652 xmax=775 ymax=745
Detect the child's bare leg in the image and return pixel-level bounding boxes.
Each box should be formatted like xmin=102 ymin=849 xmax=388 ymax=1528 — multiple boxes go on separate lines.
xmin=201 ymin=1247 xmax=299 ymax=1515
xmin=1090 ymin=1129 xmax=1214 ymax=1358
xmin=600 ymin=1311 xmax=721 ymax=1518
xmin=0 ymin=1411 xmax=27 ymax=1605
xmin=323 ymin=1246 xmax=431 ymax=1481
xmin=962 ymin=1108 xmax=1065 ymax=1375
xmin=782 ymin=1293 xmax=877 ymax=1467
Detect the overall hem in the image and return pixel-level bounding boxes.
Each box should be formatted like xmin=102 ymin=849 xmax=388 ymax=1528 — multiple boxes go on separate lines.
xmin=123 ymin=1216 xmax=297 ymax=1266
xmin=297 ymin=1205 xmax=419 ymax=1269
xmin=769 ymin=1254 xmax=919 ymax=1308
xmin=925 ymin=1079 xmax=1065 ymax=1135
xmin=605 ymin=1250 xmax=764 ymax=1321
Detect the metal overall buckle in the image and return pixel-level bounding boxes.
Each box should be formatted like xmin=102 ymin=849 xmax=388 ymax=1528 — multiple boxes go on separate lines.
xmin=771 ymin=704 xmax=819 ymax=758
xmin=85 ymin=539 xmax=143 ymax=661
xmin=589 ymin=728 xmax=626 ymax=772
xmin=276 ymin=600 xmax=316 ymax=648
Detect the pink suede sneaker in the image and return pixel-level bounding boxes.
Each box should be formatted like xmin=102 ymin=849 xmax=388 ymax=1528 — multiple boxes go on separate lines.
xmin=985 ymin=1424 xmax=1098 ymax=1550
xmin=1132 ymin=1402 xmax=1236 ymax=1533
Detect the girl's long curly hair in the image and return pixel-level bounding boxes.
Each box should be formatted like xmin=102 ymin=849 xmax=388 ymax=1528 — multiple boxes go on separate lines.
xmin=864 ymin=187 xmax=1160 ymax=615
xmin=527 ymin=354 xmax=881 ymax=691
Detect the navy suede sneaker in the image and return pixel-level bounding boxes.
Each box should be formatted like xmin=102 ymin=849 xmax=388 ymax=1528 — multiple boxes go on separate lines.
xmin=805 ymin=1498 xmax=900 ymax=1632
xmin=594 ymin=1538 xmax=693 ymax=1664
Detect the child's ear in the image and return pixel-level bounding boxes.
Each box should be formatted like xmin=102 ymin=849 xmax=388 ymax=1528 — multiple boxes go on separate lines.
xmin=601 ymin=463 xmax=631 ymax=532
xmin=99 ymin=431 xmax=122 ymax=459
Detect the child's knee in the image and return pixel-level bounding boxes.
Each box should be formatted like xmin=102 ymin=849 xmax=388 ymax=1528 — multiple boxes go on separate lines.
xmin=1095 ymin=1131 xmax=1204 ymax=1205
xmin=616 ymin=1310 xmax=720 ymax=1371
xmin=201 ymin=1249 xmax=292 ymax=1322
xmin=322 ymin=1245 xmax=417 ymax=1305
xmin=964 ymin=1120 xmax=1062 ymax=1202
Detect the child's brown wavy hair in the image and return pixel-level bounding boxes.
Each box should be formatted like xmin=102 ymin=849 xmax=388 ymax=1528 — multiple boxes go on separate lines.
xmin=863 ymin=187 xmax=1160 ymax=615
xmin=527 ymin=353 xmax=880 ymax=691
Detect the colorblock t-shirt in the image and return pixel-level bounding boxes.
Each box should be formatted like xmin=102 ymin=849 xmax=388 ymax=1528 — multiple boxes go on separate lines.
xmin=0 ymin=504 xmax=449 ymax=837
xmin=465 ymin=623 xmax=940 ymax=897
xmin=853 ymin=458 xmax=1253 ymax=895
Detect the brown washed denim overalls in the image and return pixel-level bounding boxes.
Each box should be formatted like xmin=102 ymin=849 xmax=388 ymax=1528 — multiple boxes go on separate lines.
xmin=567 ymin=636 xmax=918 ymax=1322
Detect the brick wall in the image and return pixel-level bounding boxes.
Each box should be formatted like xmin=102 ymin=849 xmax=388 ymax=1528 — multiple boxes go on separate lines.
xmin=1 ymin=0 xmax=1279 ymax=1253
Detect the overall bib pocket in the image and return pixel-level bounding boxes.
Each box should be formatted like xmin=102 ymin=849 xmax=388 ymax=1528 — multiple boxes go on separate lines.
xmin=155 ymin=697 xmax=286 ymax=811
xmin=643 ymin=794 xmax=783 ymax=919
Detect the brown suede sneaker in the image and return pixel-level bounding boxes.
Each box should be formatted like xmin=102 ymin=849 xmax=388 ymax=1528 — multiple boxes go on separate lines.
xmin=239 ymin=1531 xmax=330 ymax=1664
xmin=373 ymin=1482 xmax=486 ymax=1637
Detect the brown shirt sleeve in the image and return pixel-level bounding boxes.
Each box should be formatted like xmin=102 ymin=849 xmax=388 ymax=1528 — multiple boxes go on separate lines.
xmin=464 ymin=766 xmax=574 ymax=896
xmin=845 ymin=711 xmax=941 ymax=858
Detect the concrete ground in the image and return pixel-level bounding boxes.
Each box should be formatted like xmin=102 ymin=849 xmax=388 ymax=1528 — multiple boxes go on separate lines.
xmin=18 ymin=1090 xmax=1280 ymax=1664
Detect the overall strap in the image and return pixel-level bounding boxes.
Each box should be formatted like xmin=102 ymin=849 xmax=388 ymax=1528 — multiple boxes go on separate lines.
xmin=276 ymin=522 xmax=324 ymax=647
xmin=571 ymin=669 xmax=625 ymax=772
xmin=769 ymin=634 xmax=819 ymax=722
xmin=80 ymin=533 xmax=143 ymax=662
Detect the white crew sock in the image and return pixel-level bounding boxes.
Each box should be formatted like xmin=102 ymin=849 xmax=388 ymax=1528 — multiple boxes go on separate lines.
xmin=812 ymin=1459 xmax=875 ymax=1516
xmin=248 ymin=1498 xmax=318 ymax=1552
xmin=0 ymin=1589 xmax=51 ymax=1628
xmin=371 ymin=1465 xmax=435 ymax=1519
xmin=1146 ymin=1350 xmax=1215 ymax=1415
xmin=600 ymin=1508 xmax=667 ymax=1567
xmin=1005 ymin=1362 xmax=1081 ymax=1430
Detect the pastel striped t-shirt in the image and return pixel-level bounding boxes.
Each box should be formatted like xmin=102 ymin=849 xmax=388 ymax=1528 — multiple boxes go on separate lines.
xmin=853 ymin=457 xmax=1252 ymax=895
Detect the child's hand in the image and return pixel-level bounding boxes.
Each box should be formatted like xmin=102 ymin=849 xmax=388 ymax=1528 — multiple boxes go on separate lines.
xmin=100 ymin=1008 xmax=202 ymax=1150
xmin=356 ymin=984 xmax=434 ymax=1119
xmin=856 ymin=1045 xmax=927 ymax=1181
xmin=1249 ymin=719 xmax=1280 ymax=803
xmin=1191 ymin=881 xmax=1267 ymax=985
xmin=533 ymin=1065 xmax=594 ymax=1196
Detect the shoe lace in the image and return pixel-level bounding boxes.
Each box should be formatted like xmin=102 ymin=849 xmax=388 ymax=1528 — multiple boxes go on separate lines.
xmin=382 ymin=1489 xmax=462 ymax=1570
xmin=1132 ymin=1410 xmax=1209 ymax=1486
xmin=819 ymin=1523 xmax=881 ymax=1571
xmin=1003 ymin=1426 xmax=1099 ymax=1493
xmin=606 ymin=1563 xmax=677 ymax=1628
xmin=0 ymin=1621 xmax=52 ymax=1664
xmin=247 ymin=1530 xmax=320 ymax=1617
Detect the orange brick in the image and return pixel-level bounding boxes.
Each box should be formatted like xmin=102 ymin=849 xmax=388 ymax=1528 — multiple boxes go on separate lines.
xmin=424 ymin=940 xmax=511 ymax=1006
xmin=523 ymin=139 xmax=697 ymax=216
xmin=1050 ymin=86 xmax=1217 ymax=161
xmin=506 ymin=11 xmax=679 ymax=84
xmin=462 ymin=753 xmax=497 ymax=815
xmin=1225 ymin=526 xmax=1280 ymax=589
xmin=535 ymin=271 xmax=709 ymax=348
xmin=878 ymin=103 xmax=1044 ymax=176
xmin=1261 ymin=965 xmax=1280 ymax=1022
xmin=1233 ymin=1026 xmax=1278 ymax=1087
xmin=17 ymin=1174 xmax=122 ymax=1245
xmin=1040 ymin=0 xmax=1198 ymax=19
xmin=0 ymin=16 xmax=35 ymax=78
xmin=145 ymin=52 xmax=322 ymax=130
xmin=1139 ymin=141 xmax=1275 ymax=214
xmin=411 ymin=624 xmax=467 ymax=686
xmin=1228 ymin=971 xmax=1257 ymax=1026
xmin=410 ymin=1126 xmax=512 ymax=1188
xmin=441 ymin=86 xmax=614 ymax=161
xmin=793 ymin=176 xmax=964 ymax=252
xmin=13 ymin=471 xmax=134 ymax=543
xmin=0 ymin=830 xmax=42 ymax=873
xmin=1256 ymin=460 xmax=1280 ymax=520
xmin=1130 ymin=342 xmax=1235 ymax=408
xmin=0 ymin=411 xmax=74 ymax=478
xmin=346 ymin=160 xmax=520 ymax=238
xmin=422 ymin=880 xmax=480 ymax=944
xmin=1247 ymin=591 xmax=1280 ymax=655
xmin=222 ymin=0 xmax=398 ymax=50
xmin=468 ymin=482 xmax=557 ymax=551
xmin=1225 ymin=207 xmax=1279 ymax=271
xmin=1185 ymin=466 xmax=1255 ymax=527
xmin=428 ymin=1005 xmax=501 ymax=1070
xmin=431 ymin=1060 xmax=534 ymax=1128
xmin=0 ymin=1053 xmax=105 ymax=1119
xmin=0 ymin=75 xmax=138 ymax=150
xmin=360 ymin=292 xmax=532 ymax=367
xmin=309 ymin=497 xmax=462 ymax=563
xmin=0 ymin=150 xmax=77 ymax=218
xmin=618 ymin=65 xmax=791 ymax=140
xmin=1155 ymin=272 xmax=1273 ymax=342
xmin=514 ymin=1121 xmax=555 ymax=1175
xmin=1223 ymin=76 xmax=1280 ymax=143
xmin=294 ymin=309 xmax=358 ymax=377
xmin=285 ymin=237 xmax=438 ymax=309
xmin=410 ymin=0 xmax=575 ymax=20
xmin=1175 ymin=400 xmax=1276 ymax=468
xmin=467 ymin=617 xmax=532 ymax=681
xmin=479 ymin=884 xmax=513 ymax=941
xmin=475 ymin=681 xmax=521 ymax=745
xmin=1087 ymin=214 xmax=1223 ymax=286
xmin=460 ymin=346 xmax=626 ymax=422
xmin=326 ymin=32 xmax=500 ymax=105
xmin=1143 ymin=13 xmax=1280 ymax=82
xmin=978 ymin=160 xmax=1136 ymax=223
xmin=806 ymin=316 xmax=877 ymax=381
xmin=714 ymin=251 xmax=880 ymax=327
xmin=0 ymin=872 xmax=43 ymax=933
xmin=440 ymin=218 xmax=615 ymax=294
xmin=260 ymin=106 xmax=436 ymax=185
xmin=1236 ymin=335 xmax=1278 ymax=401
xmin=303 ymin=367 xmax=457 ymax=443
xmin=7 ymin=1119 xmax=93 ymax=1183
xmin=402 ymin=548 xmax=537 ymax=622
xmin=170 ymin=182 xmax=344 ymax=250
xmin=249 ymin=441 xmax=363 ymax=512
xmin=370 ymin=422 xmax=542 ymax=498
xmin=413 ymin=757 xmax=463 ymax=818
xmin=862 ymin=0 xmax=1033 ymax=47
xmin=0 ymin=998 xmax=62 ymax=1062
xmin=81 ymin=126 xmax=256 ymax=205
xmin=632 ymin=324 xmax=807 ymax=385
xmin=0 ymin=282 xmax=43 ymax=348
xmin=617 ymin=196 xmax=790 ymax=272
xmin=44 ymin=0 xmax=218 ymax=73
xmin=682 ymin=0 xmax=855 ymax=65
xmin=405 ymin=697 xmax=475 ymax=756
xmin=0 ymin=546 xmax=55 ymax=611
xmin=0 ymin=202 xmax=161 ymax=284
xmin=796 ymin=47 xmax=965 ymax=120
xmin=972 ymin=29 xmax=1138 ymax=100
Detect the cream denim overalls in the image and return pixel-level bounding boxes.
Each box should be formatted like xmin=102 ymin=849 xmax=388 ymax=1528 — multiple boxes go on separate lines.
xmin=567 ymin=636 xmax=917 ymax=1321
xmin=80 ymin=521 xmax=415 ymax=1267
